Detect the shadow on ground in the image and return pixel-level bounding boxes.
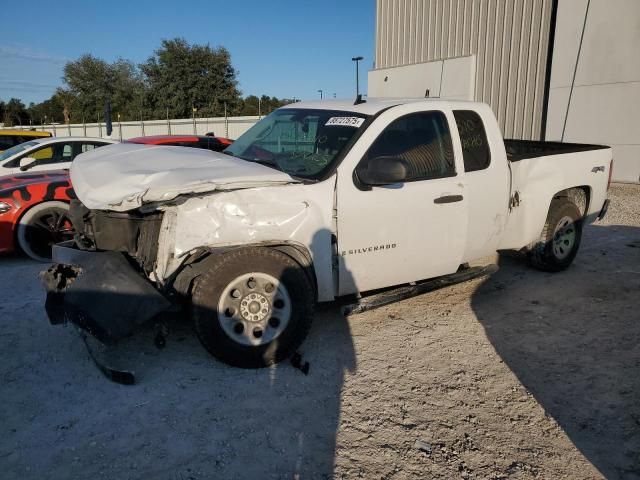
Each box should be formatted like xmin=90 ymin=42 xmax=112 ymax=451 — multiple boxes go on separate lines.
xmin=471 ymin=224 xmax=640 ymax=479
xmin=0 ymin=227 xmax=361 ymax=478
xmin=1 ymin=274 xmax=355 ymax=479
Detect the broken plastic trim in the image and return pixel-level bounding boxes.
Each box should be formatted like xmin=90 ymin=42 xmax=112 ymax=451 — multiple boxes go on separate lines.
xmin=79 ymin=331 xmax=136 ymax=385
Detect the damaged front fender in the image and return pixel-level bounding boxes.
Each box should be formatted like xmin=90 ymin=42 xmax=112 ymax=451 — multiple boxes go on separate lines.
xmin=154 ymin=180 xmax=338 ymax=302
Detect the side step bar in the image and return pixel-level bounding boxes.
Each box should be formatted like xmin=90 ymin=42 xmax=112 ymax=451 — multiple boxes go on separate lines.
xmin=342 ymin=264 xmax=498 ymax=316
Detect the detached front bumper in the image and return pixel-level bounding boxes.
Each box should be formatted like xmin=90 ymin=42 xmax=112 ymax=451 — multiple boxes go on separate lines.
xmin=42 ymin=244 xmax=172 ymax=344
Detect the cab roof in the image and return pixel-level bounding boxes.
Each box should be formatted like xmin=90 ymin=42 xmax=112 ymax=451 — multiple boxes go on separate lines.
xmin=281 ymin=97 xmax=481 ymax=115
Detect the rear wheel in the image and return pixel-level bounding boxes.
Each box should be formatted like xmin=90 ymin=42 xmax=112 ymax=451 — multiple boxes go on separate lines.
xmin=16 ymin=201 xmax=74 ymax=262
xmin=529 ymin=199 xmax=583 ymax=272
xmin=192 ymin=247 xmax=314 ymax=368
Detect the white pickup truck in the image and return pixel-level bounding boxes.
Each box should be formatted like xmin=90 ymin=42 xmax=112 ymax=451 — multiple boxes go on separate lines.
xmin=43 ymin=98 xmax=612 ymax=372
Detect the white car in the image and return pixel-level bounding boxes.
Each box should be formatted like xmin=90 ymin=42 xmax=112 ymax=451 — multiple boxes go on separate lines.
xmin=0 ymin=136 xmax=117 ymax=176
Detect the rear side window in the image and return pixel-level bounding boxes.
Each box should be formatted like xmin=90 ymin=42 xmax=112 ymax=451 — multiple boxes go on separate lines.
xmin=453 ymin=110 xmax=490 ymax=172
xmin=365 ymin=111 xmax=455 ymax=181
xmin=62 ymin=144 xmax=73 ymax=158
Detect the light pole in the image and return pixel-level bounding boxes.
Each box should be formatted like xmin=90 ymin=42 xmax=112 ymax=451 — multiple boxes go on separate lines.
xmin=317 ymin=89 xmax=323 ymax=99
xmin=352 ymin=56 xmax=364 ymax=97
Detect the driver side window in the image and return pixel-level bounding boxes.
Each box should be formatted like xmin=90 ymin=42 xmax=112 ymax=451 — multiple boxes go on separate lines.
xmin=363 ymin=111 xmax=455 ymax=181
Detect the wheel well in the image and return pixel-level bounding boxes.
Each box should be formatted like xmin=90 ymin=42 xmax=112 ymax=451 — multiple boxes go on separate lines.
xmin=551 ymin=186 xmax=591 ymax=217
xmin=171 ymin=243 xmax=318 ymax=300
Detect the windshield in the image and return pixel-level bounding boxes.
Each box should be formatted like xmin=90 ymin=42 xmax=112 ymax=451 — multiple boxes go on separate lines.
xmin=0 ymin=141 xmax=38 ymax=162
xmin=224 ymin=108 xmax=368 ymax=179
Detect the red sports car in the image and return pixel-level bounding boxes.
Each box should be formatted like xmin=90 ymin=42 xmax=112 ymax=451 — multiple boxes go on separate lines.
xmin=125 ymin=135 xmax=233 ymax=151
xmin=0 ymin=171 xmax=75 ymax=261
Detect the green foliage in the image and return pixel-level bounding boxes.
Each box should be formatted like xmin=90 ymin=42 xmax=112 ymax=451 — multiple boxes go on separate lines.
xmin=237 ymin=95 xmax=296 ymax=116
xmin=24 ymin=88 xmax=75 ymax=124
xmin=63 ymin=54 xmax=145 ymax=121
xmin=1 ymin=98 xmax=29 ymax=127
xmin=141 ymin=38 xmax=240 ymax=118
xmin=8 ymin=38 xmax=293 ymax=125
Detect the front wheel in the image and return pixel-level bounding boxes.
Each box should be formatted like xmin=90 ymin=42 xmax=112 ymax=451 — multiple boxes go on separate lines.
xmin=192 ymin=247 xmax=315 ymax=368
xmin=529 ymin=199 xmax=583 ymax=272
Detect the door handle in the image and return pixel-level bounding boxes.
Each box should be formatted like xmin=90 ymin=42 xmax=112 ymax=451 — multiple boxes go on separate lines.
xmin=434 ymin=195 xmax=464 ymax=204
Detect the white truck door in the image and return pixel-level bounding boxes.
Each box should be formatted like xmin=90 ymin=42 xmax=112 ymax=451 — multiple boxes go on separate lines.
xmin=336 ymin=107 xmax=468 ymax=295
xmin=451 ymin=107 xmax=510 ymax=262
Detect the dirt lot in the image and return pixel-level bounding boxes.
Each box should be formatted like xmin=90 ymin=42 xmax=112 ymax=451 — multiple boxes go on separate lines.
xmin=1 ymin=184 xmax=639 ymax=480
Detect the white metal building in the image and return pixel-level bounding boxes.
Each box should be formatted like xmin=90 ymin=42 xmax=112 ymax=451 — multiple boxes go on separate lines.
xmin=369 ymin=0 xmax=640 ymax=183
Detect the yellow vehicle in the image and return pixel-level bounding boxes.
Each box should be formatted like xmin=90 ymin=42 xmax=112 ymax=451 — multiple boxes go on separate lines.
xmin=0 ymin=130 xmax=52 ymax=152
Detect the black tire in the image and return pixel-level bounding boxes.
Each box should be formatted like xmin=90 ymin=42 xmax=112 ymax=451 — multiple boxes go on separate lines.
xmin=16 ymin=201 xmax=74 ymax=262
xmin=191 ymin=247 xmax=315 ymax=368
xmin=529 ymin=199 xmax=583 ymax=272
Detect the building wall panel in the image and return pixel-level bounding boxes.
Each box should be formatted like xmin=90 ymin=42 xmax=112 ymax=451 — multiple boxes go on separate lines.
xmin=546 ymin=0 xmax=640 ymax=182
xmin=374 ymin=0 xmax=553 ymax=140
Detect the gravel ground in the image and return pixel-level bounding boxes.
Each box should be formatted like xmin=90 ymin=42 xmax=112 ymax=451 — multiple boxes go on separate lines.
xmin=0 ymin=184 xmax=639 ymax=480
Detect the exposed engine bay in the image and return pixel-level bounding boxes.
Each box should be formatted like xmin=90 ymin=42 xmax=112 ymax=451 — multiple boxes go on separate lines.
xmin=68 ymin=200 xmax=163 ymax=275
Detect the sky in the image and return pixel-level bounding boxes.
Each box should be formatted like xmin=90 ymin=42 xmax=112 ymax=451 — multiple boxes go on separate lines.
xmin=0 ymin=0 xmax=375 ymax=106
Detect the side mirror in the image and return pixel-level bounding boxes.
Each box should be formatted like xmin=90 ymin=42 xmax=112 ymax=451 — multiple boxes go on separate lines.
xmin=357 ymin=155 xmax=409 ymax=186
xmin=19 ymin=157 xmax=37 ymax=171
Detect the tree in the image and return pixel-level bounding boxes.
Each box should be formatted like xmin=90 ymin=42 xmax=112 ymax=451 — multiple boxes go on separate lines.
xmin=239 ymin=95 xmax=260 ymax=116
xmin=54 ymin=88 xmax=76 ymax=124
xmin=26 ymin=89 xmax=76 ymax=125
xmin=141 ymin=38 xmax=241 ymax=118
xmin=1 ymin=98 xmax=29 ymax=127
xmin=63 ymin=54 xmax=145 ymax=121
xmin=17 ymin=40 xmax=292 ymax=125
xmin=237 ymin=95 xmax=295 ymax=116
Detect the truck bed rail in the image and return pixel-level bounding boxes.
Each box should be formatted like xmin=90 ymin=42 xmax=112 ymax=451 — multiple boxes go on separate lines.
xmin=505 ymin=139 xmax=608 ymax=162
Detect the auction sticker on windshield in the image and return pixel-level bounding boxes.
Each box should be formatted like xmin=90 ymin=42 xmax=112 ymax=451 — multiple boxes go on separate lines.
xmin=325 ymin=117 xmax=365 ymax=128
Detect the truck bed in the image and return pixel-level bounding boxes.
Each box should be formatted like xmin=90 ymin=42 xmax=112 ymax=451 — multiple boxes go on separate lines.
xmin=504 ymin=139 xmax=609 ymax=162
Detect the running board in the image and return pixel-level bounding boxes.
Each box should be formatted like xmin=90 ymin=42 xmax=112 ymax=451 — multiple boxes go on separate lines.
xmin=342 ymin=264 xmax=498 ymax=316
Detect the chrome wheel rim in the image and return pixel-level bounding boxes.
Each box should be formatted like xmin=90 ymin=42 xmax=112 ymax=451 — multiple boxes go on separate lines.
xmin=552 ymin=216 xmax=577 ymax=260
xmin=217 ymin=272 xmax=291 ymax=346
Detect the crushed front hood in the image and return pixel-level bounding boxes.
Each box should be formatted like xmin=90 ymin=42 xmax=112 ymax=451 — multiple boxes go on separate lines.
xmin=70 ymin=143 xmax=298 ymax=211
